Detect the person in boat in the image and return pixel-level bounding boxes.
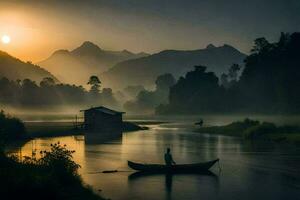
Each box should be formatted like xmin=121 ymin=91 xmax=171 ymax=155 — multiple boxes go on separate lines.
xmin=164 ymin=148 xmax=176 ymax=166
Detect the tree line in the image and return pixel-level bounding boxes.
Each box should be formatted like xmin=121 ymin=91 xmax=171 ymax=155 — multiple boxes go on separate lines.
xmin=0 ymin=75 xmax=118 ymax=109
xmin=157 ymin=32 xmax=300 ymax=114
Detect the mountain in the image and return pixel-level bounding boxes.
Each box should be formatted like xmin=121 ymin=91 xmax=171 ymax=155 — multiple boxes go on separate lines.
xmin=0 ymin=50 xmax=57 ymax=82
xmin=101 ymin=44 xmax=247 ymax=89
xmin=38 ymin=41 xmax=149 ymax=86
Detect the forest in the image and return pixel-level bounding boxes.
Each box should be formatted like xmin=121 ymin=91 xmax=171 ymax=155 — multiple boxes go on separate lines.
xmin=0 ymin=75 xmax=118 ymax=110
xmin=157 ymin=32 xmax=300 ymax=114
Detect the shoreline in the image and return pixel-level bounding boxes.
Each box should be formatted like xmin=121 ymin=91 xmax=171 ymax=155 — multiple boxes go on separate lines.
xmin=24 ymin=121 xmax=150 ymax=139
xmin=195 ymin=119 xmax=300 ymax=145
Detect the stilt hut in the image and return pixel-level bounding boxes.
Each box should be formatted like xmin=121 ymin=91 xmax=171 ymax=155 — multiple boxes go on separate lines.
xmin=81 ymin=106 xmax=125 ymax=132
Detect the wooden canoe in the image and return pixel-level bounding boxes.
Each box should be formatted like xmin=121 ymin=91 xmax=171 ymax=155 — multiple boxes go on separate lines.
xmin=128 ymin=159 xmax=219 ymax=172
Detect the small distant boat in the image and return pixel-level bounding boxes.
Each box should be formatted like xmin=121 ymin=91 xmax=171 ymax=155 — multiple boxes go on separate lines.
xmin=128 ymin=159 xmax=219 ymax=173
xmin=195 ymin=119 xmax=204 ymax=127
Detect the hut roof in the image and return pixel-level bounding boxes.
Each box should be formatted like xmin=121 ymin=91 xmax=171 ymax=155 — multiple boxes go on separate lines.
xmin=81 ymin=106 xmax=125 ymax=115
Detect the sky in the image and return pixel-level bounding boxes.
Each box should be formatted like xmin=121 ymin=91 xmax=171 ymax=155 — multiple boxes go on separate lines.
xmin=0 ymin=0 xmax=299 ymax=62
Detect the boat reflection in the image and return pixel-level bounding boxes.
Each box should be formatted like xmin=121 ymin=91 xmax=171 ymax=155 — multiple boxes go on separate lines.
xmin=128 ymin=170 xmax=217 ymax=180
xmin=128 ymin=171 xmax=219 ymax=200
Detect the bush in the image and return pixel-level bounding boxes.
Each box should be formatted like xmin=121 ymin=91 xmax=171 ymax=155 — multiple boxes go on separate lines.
xmin=0 ymin=143 xmax=102 ymax=200
xmin=243 ymin=122 xmax=276 ymax=139
xmin=38 ymin=142 xmax=81 ymax=183
xmin=0 ymin=110 xmax=27 ymax=142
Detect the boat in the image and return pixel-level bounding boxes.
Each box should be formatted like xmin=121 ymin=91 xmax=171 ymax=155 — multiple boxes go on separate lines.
xmin=195 ymin=119 xmax=204 ymax=127
xmin=128 ymin=159 xmax=219 ymax=173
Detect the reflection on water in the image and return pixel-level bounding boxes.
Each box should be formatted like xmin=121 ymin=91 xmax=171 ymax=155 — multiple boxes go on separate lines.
xmin=9 ymin=116 xmax=300 ymax=200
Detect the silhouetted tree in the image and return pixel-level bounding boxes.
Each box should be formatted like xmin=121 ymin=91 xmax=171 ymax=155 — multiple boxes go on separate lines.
xmin=220 ymin=73 xmax=229 ymax=88
xmin=239 ymin=32 xmax=300 ymax=113
xmin=157 ymin=66 xmax=223 ymax=114
xmin=123 ymin=85 xmax=145 ymax=99
xmin=124 ymin=73 xmax=176 ymax=113
xmin=40 ymin=77 xmax=56 ymax=87
xmin=228 ymin=64 xmax=241 ymax=81
xmin=155 ymin=73 xmax=176 ymax=91
xmin=87 ymin=75 xmax=101 ymax=94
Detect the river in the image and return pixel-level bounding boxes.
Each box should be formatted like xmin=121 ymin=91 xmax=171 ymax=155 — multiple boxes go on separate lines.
xmin=10 ymin=115 xmax=300 ymax=200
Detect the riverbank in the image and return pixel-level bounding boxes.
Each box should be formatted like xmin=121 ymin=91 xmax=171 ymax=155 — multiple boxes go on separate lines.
xmin=25 ymin=121 xmax=148 ymax=138
xmin=196 ymin=118 xmax=300 ymax=145
xmin=0 ymin=143 xmax=105 ymax=200
xmin=0 ymin=111 xmax=106 ymax=200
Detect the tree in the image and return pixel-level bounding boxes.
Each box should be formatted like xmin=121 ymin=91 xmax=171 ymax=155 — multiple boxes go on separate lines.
xmin=40 ymin=77 xmax=56 ymax=87
xmin=156 ymin=66 xmax=224 ymax=114
xmin=239 ymin=32 xmax=300 ymax=113
xmin=220 ymin=73 xmax=229 ymax=88
xmin=251 ymin=37 xmax=272 ymax=54
xmin=124 ymin=73 xmax=176 ymax=114
xmin=228 ymin=64 xmax=241 ymax=81
xmin=87 ymin=75 xmax=101 ymax=94
xmin=155 ymin=73 xmax=176 ymax=91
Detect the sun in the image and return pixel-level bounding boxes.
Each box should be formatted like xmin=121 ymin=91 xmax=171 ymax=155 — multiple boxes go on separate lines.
xmin=1 ymin=35 xmax=11 ymax=44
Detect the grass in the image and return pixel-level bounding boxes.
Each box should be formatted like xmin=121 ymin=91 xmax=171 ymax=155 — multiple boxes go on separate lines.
xmin=196 ymin=118 xmax=300 ymax=145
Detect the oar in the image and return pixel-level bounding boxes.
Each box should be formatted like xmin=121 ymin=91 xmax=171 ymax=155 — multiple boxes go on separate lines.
xmin=87 ymin=170 xmax=134 ymax=174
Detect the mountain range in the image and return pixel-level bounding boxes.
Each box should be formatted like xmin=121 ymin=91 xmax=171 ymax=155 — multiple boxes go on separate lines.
xmin=1 ymin=41 xmax=246 ymax=91
xmin=102 ymin=44 xmax=247 ymax=89
xmin=0 ymin=50 xmax=56 ymax=83
xmin=38 ymin=41 xmax=149 ymax=86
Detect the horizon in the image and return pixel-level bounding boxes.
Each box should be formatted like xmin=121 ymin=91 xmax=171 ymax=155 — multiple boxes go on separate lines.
xmin=1 ymin=0 xmax=299 ymax=62
xmin=1 ymin=39 xmax=248 ymax=64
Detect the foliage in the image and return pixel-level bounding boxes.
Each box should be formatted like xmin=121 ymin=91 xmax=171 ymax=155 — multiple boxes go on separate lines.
xmin=197 ymin=118 xmax=300 ymax=141
xmin=158 ymin=32 xmax=300 ymax=114
xmin=0 ymin=76 xmax=118 ymax=109
xmin=238 ymin=32 xmax=300 ymax=113
xmin=88 ymin=75 xmax=101 ymax=94
xmin=0 ymin=110 xmax=27 ymax=143
xmin=220 ymin=63 xmax=241 ymax=88
xmin=123 ymin=85 xmax=145 ymax=99
xmin=124 ymin=73 xmax=175 ymax=113
xmin=197 ymin=118 xmax=260 ymax=136
xmin=38 ymin=143 xmax=80 ymax=179
xmin=243 ymin=122 xmax=276 ymax=139
xmin=0 ymin=143 xmax=103 ymax=200
xmin=157 ymin=66 xmax=224 ymax=114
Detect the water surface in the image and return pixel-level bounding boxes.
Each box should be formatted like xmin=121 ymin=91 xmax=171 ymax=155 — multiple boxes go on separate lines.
xmin=12 ymin=116 xmax=300 ymax=200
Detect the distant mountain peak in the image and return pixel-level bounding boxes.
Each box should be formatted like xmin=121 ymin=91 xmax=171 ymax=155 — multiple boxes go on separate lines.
xmin=0 ymin=50 xmax=57 ymax=82
xmin=122 ymin=49 xmax=133 ymax=55
xmin=206 ymin=44 xmax=216 ymax=49
xmin=72 ymin=41 xmax=102 ymax=55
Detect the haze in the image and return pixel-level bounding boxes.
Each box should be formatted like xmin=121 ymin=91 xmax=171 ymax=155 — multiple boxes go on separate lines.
xmin=0 ymin=0 xmax=299 ymax=62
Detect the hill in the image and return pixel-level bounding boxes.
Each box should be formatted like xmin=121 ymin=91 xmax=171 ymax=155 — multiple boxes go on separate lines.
xmin=101 ymin=44 xmax=246 ymax=89
xmin=0 ymin=50 xmax=57 ymax=82
xmin=38 ymin=41 xmax=149 ymax=86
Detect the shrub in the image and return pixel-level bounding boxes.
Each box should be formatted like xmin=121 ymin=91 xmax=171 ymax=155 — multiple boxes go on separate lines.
xmin=0 ymin=143 xmax=102 ymax=200
xmin=0 ymin=110 xmax=27 ymax=142
xmin=243 ymin=122 xmax=276 ymax=139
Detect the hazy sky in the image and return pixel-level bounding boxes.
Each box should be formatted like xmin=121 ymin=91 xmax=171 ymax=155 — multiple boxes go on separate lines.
xmin=0 ymin=0 xmax=299 ymax=62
